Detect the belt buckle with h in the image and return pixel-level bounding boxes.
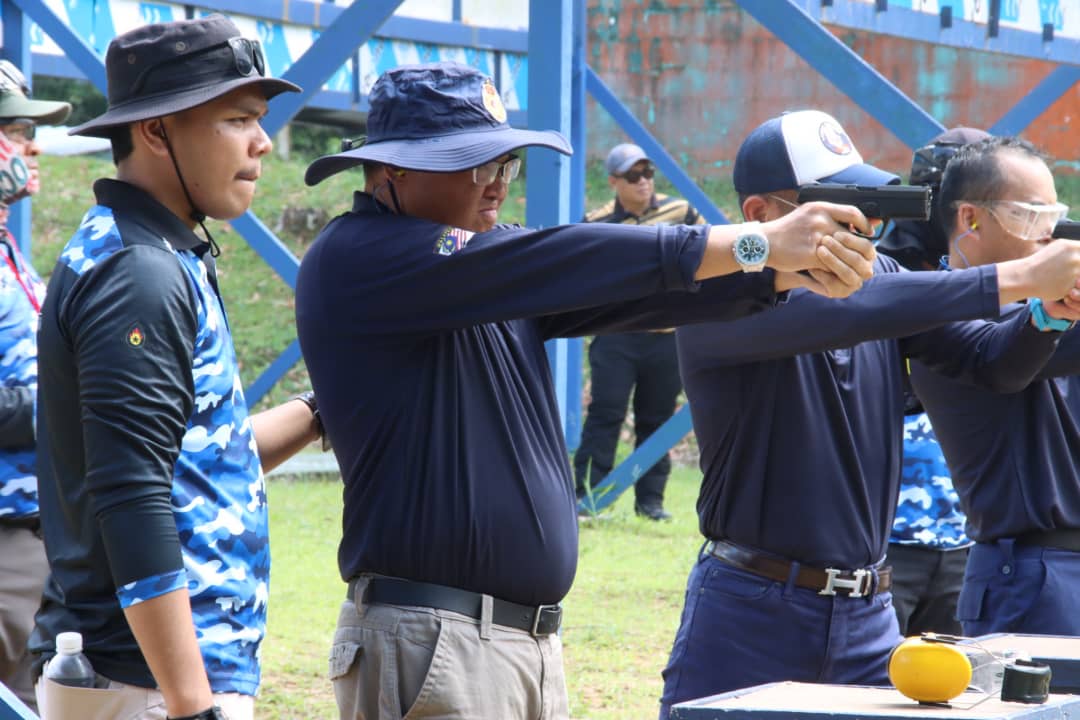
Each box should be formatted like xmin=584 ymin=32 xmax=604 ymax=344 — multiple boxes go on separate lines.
xmin=818 ymin=567 xmax=871 ymax=597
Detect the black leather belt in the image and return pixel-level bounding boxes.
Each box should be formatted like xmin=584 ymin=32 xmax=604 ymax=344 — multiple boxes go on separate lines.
xmin=347 ymin=577 xmax=562 ymax=637
xmin=1015 ymin=528 xmax=1080 ymax=552
xmin=705 ymin=540 xmax=892 ymax=597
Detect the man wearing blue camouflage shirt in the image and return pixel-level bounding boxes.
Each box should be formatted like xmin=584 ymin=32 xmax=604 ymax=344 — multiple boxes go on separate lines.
xmin=30 ymin=17 xmax=319 ymax=720
xmin=0 ymin=60 xmax=71 ymax=713
xmin=887 ymin=412 xmax=970 ymax=635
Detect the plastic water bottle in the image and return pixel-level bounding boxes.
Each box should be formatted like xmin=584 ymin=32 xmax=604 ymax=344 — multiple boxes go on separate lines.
xmin=44 ymin=632 xmax=95 ymax=688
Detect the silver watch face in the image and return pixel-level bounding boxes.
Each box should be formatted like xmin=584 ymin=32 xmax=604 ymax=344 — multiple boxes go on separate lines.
xmin=736 ymin=234 xmax=768 ymax=266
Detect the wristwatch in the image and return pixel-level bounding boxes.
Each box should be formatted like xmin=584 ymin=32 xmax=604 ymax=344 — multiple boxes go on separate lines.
xmin=732 ymin=221 xmax=769 ymax=272
xmin=294 ymin=390 xmax=331 ymax=452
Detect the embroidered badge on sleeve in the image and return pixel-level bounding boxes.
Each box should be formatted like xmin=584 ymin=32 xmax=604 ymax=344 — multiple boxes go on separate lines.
xmin=434 ymin=226 xmax=475 ymax=256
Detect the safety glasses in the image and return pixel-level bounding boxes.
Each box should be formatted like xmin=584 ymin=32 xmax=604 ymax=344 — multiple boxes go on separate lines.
xmin=618 ymin=164 xmax=655 ymax=184
xmin=981 ymin=200 xmax=1069 ymax=242
xmin=472 ymin=156 xmax=521 ymax=186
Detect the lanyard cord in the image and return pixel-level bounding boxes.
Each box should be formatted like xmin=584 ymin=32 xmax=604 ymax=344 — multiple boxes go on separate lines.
xmin=0 ymin=231 xmax=40 ymax=314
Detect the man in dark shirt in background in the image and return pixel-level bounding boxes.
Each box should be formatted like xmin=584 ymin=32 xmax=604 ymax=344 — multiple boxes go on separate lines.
xmin=877 ymin=127 xmax=989 ymax=638
xmin=31 ymin=16 xmax=321 ymax=720
xmin=910 ymin=136 xmax=1080 ymax=636
xmin=662 ymin=110 xmax=1080 ymax=718
xmin=574 ymin=142 xmax=706 ymax=520
xmin=297 ymin=62 xmax=879 ymax=720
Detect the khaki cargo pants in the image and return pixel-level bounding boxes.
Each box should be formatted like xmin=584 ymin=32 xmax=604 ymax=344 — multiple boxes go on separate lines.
xmin=330 ymin=576 xmax=570 ymax=720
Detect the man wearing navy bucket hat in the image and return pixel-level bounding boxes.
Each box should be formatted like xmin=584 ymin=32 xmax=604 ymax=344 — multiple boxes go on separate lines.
xmin=297 ymin=63 xmax=880 ymax=719
xmin=31 ymin=15 xmax=323 ymax=720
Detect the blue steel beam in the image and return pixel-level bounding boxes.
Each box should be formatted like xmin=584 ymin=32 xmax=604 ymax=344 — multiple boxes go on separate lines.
xmin=261 ymin=0 xmax=406 ymax=136
xmin=799 ymin=0 xmax=1080 ymax=67
xmin=991 ymin=66 xmax=1080 ymax=136
xmin=564 ymin=0 xmax=588 ymax=451
xmin=739 ymin=0 xmax=945 ymax=149
xmin=578 ymin=406 xmax=692 ymax=515
xmin=10 ymin=0 xmax=105 ymax=91
xmin=2 ymin=0 xmax=31 ymax=257
xmin=229 ymin=211 xmax=299 ymax=289
xmin=202 ymin=0 xmax=528 ymax=52
xmin=246 ymin=339 xmax=303 ymax=406
xmin=585 ymin=68 xmax=729 ymax=225
xmin=528 ymin=0 xmax=574 ymax=434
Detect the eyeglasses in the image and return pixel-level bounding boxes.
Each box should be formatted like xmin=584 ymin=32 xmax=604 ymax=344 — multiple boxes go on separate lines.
xmin=227 ymin=37 xmax=266 ymax=78
xmin=0 ymin=61 xmax=29 ymax=98
xmin=472 ymin=156 xmax=521 ymax=186
xmin=617 ymin=164 xmax=655 ymax=184
xmin=0 ymin=120 xmax=34 ymax=142
xmin=978 ymin=200 xmax=1069 ymax=241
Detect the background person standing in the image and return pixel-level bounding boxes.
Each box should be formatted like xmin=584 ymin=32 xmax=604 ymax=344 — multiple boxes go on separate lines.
xmin=0 ymin=60 xmax=70 ymax=713
xmin=574 ymin=143 xmax=705 ymax=520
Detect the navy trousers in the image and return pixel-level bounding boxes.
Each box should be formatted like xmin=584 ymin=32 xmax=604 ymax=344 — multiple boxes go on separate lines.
xmin=659 ymin=550 xmax=901 ymax=719
xmin=958 ymin=540 xmax=1080 ymax=636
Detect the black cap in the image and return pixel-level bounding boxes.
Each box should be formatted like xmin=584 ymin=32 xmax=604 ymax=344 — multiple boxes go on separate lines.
xmin=70 ymin=14 xmax=299 ymax=138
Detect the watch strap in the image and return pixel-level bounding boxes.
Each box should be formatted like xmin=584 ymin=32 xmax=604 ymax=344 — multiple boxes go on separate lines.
xmin=1029 ymin=298 xmax=1074 ymax=332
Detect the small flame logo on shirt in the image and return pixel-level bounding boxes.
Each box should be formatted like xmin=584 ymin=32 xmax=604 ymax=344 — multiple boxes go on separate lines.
xmin=127 ymin=326 xmax=144 ymax=347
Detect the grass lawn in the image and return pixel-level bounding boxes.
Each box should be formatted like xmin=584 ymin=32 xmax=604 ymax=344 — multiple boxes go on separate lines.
xmin=259 ymin=464 xmax=705 ymax=720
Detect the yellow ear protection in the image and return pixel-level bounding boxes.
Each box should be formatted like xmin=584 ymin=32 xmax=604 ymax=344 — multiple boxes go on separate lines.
xmin=394 ymin=169 xmax=406 ymax=178
xmin=971 ymin=221 xmax=978 ymax=230
xmin=889 ymin=634 xmax=1051 ymax=706
xmin=889 ymin=636 xmax=972 ymax=703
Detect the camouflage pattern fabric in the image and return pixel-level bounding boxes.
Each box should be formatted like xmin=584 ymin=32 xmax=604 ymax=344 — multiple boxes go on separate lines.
xmin=890 ymin=412 xmax=970 ymax=549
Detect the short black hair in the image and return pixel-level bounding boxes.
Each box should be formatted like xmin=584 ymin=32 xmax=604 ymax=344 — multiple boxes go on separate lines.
xmin=936 ymin=136 xmax=1047 ymax=238
xmin=109 ymin=125 xmax=134 ymax=165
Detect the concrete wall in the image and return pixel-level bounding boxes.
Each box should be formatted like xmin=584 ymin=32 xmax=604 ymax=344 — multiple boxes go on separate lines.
xmin=585 ymin=0 xmax=1080 ymax=178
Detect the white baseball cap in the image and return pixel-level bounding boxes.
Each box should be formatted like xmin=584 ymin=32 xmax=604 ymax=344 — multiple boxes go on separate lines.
xmin=733 ymin=109 xmax=899 ymax=194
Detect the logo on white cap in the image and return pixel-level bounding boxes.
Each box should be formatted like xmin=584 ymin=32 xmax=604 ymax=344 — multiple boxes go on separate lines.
xmin=780 ymin=110 xmax=866 ymax=186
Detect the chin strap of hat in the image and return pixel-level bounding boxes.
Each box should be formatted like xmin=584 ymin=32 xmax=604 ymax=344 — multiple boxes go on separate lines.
xmin=159 ymin=122 xmax=221 ymax=258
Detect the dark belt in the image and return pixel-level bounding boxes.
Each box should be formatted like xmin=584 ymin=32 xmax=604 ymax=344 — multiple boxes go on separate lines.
xmin=1015 ymin=528 xmax=1080 ymax=552
xmin=705 ymin=540 xmax=892 ymax=598
xmin=347 ymin=576 xmax=562 ymax=637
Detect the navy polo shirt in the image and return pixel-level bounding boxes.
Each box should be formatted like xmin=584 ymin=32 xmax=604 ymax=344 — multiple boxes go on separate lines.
xmin=910 ymin=311 xmax=1080 ymax=541
xmin=296 ymin=193 xmax=777 ymax=606
xmin=676 ymin=256 xmax=1060 ymax=569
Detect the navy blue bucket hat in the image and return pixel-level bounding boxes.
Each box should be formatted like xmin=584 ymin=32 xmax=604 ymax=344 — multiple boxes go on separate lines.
xmin=305 ymin=61 xmax=572 ymax=186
